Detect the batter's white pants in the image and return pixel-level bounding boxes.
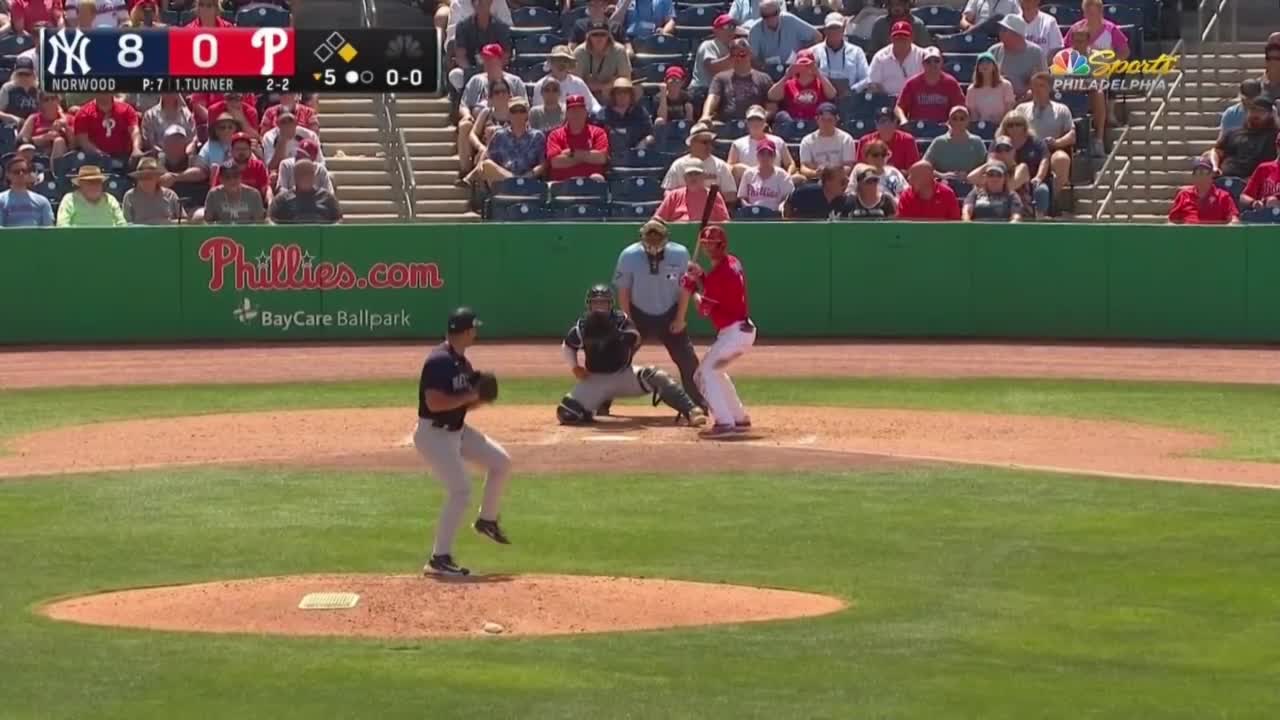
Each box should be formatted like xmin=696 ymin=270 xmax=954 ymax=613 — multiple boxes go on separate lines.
xmin=695 ymin=322 xmax=757 ymax=426
xmin=413 ymin=420 xmax=511 ymax=556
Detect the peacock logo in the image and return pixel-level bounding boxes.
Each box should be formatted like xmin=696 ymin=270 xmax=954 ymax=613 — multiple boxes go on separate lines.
xmin=1050 ymin=49 xmax=1092 ymax=76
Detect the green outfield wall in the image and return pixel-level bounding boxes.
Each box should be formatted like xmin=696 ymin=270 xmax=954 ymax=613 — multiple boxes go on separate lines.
xmin=1 ymin=223 xmax=1277 ymax=344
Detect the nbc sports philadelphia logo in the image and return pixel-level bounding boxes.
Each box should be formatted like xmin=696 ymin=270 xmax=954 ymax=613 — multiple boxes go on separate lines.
xmin=1049 ymin=48 xmax=1178 ymax=93
xmin=232 ymin=298 xmax=412 ymax=332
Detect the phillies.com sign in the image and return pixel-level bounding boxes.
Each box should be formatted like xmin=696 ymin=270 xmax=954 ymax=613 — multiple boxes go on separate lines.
xmin=198 ymin=237 xmax=444 ymax=292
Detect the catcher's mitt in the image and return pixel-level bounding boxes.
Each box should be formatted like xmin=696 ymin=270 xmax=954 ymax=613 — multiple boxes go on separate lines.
xmin=472 ymin=371 xmax=499 ymax=403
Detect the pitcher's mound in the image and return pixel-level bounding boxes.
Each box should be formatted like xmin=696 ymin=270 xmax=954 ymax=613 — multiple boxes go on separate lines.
xmin=41 ymin=574 xmax=847 ymax=638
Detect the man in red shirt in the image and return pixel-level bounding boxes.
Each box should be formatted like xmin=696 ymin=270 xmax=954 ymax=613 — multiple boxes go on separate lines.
xmin=211 ymin=132 xmax=272 ymax=206
xmin=205 ymin=92 xmax=260 ymax=140
xmin=897 ymin=160 xmax=961 ymax=220
xmin=1241 ymin=137 xmax=1280 ymax=210
xmin=654 ymin=162 xmax=731 ymax=222
xmin=1168 ymin=158 xmax=1240 ymax=225
xmin=10 ymin=0 xmax=64 ymax=28
xmin=767 ymin=51 xmax=837 ymax=124
xmin=680 ymin=225 xmax=756 ymax=437
xmin=857 ymin=107 xmax=920 ymax=170
xmin=895 ymin=47 xmax=965 ymax=125
xmin=74 ymin=93 xmax=141 ymax=161
xmin=545 ymin=94 xmax=609 ymax=182
xmin=260 ymin=93 xmax=320 ymax=134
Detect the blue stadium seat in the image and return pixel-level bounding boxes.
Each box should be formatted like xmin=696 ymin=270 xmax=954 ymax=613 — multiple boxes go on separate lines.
xmin=1054 ymin=90 xmax=1090 ymax=118
xmin=947 ymin=54 xmax=978 ymax=83
xmin=1043 ymin=3 xmax=1084 ymax=25
xmin=0 ymin=32 xmax=35 ymax=56
xmin=776 ymin=119 xmax=817 ymax=143
xmin=916 ymin=137 xmax=932 ymax=155
xmin=675 ymin=5 xmax=718 ymax=28
xmin=935 ymin=30 xmax=987 ymax=54
xmin=235 ymin=6 xmax=290 ymax=26
xmin=909 ymin=120 xmax=946 ymax=139
xmin=1242 ymin=207 xmax=1280 ymax=224
xmin=492 ymin=198 xmax=551 ymax=221
xmin=764 ymin=62 xmax=788 ymax=82
xmin=32 ymin=176 xmax=65 ymax=206
xmin=161 ymin=8 xmax=196 ymax=25
xmin=612 ymin=146 xmax=672 ymax=177
xmin=610 ymin=175 xmax=664 ymax=202
xmin=1216 ymin=176 xmax=1247 ymax=207
xmin=970 ymin=120 xmax=997 ymax=140
xmin=791 ymin=4 xmax=825 ymax=27
xmin=556 ymin=201 xmax=610 ymax=219
xmin=840 ymin=91 xmax=896 ymax=122
xmin=634 ymin=58 xmax=683 ymax=83
xmin=843 ymin=118 xmax=874 ymax=136
xmin=1104 ymin=4 xmax=1143 ymax=29
xmin=656 ymin=119 xmax=693 ymax=152
xmin=632 ymin=33 xmax=690 ymax=59
xmin=610 ymin=200 xmax=661 ymax=220
xmin=103 ymin=174 xmax=132 ymax=202
xmin=716 ymin=119 xmax=748 ymax=140
xmin=514 ymin=32 xmax=563 ymax=56
xmin=734 ymin=205 xmax=781 ymax=220
xmin=516 ymin=63 xmax=545 ymax=84
xmin=550 ymin=176 xmax=610 ymax=202
xmin=913 ymin=5 xmax=963 ymax=26
xmin=512 ymin=6 xmax=559 ymax=29
xmin=945 ymin=178 xmax=973 ymax=198
xmin=0 ymin=125 xmax=15 ymax=157
xmin=53 ymin=150 xmax=109 ymax=178
xmin=490 ymin=176 xmax=548 ymax=200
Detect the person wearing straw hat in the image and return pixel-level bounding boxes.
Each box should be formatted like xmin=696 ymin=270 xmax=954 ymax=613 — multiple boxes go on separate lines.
xmin=597 ymin=78 xmax=654 ymax=150
xmin=534 ymin=45 xmax=602 ymax=115
xmin=123 ymin=157 xmax=184 ymax=225
xmin=56 ymin=165 xmax=127 ymax=227
xmin=661 ymin=122 xmax=737 ymax=202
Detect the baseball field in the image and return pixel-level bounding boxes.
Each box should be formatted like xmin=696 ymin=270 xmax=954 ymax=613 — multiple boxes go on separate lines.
xmin=3 ymin=341 xmax=1280 ymax=719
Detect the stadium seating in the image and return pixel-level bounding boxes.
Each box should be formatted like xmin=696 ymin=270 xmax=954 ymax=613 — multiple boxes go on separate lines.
xmin=936 ymin=30 xmax=989 ymax=54
xmin=1242 ymin=207 xmax=1280 ymax=224
xmin=492 ymin=198 xmax=552 ymax=221
xmin=557 ymin=201 xmax=610 ymax=220
xmin=734 ymin=205 xmax=782 ymax=220
xmin=612 ymin=147 xmax=672 ymax=178
xmin=235 ymin=5 xmax=290 ymax=26
xmin=776 ymin=119 xmax=817 ymax=143
xmin=632 ymin=34 xmax=690 ymax=60
xmin=611 ymin=200 xmax=661 ymax=219
xmin=1216 ymin=176 xmax=1247 ymax=207
xmin=840 ymin=92 xmax=896 ymax=123
xmin=913 ymin=5 xmax=964 ymax=27
xmin=674 ymin=6 xmax=718 ymax=40
xmin=512 ymin=6 xmax=560 ymax=31
xmin=1043 ymin=3 xmax=1084 ymax=26
xmin=610 ymin=176 xmax=664 ymax=203
xmin=550 ymin=177 xmax=610 ymax=204
xmin=514 ymin=33 xmax=563 ymax=57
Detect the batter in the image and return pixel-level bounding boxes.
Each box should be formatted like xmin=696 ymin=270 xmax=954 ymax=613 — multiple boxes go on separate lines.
xmin=414 ymin=307 xmax=511 ymax=577
xmin=682 ymin=225 xmax=757 ymax=436
xmin=556 ymin=284 xmax=707 ymax=426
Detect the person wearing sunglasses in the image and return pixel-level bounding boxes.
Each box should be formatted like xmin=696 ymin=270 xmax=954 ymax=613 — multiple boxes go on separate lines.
xmin=895 ymin=46 xmax=965 ymax=125
xmin=462 ymin=95 xmax=545 ymax=189
xmin=661 ymin=122 xmax=737 ymax=203
xmin=186 ymin=0 xmax=233 ymax=27
xmin=747 ymin=0 xmax=819 ymax=69
xmin=859 ymin=139 xmax=906 ymax=197
xmin=0 ymin=156 xmax=54 ymax=227
xmin=701 ymin=38 xmax=773 ymax=125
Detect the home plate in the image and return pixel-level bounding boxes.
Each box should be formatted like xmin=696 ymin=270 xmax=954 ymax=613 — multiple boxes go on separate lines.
xmin=298 ymin=592 xmax=360 ymax=610
xmin=584 ymin=435 xmax=638 ymax=442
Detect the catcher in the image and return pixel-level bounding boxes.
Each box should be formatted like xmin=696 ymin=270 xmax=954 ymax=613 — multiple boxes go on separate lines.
xmin=557 ymin=284 xmax=708 ymax=427
xmin=414 ymin=307 xmax=509 ymax=577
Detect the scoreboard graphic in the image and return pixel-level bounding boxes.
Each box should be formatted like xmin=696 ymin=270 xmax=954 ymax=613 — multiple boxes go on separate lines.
xmin=39 ymin=27 xmax=442 ymax=95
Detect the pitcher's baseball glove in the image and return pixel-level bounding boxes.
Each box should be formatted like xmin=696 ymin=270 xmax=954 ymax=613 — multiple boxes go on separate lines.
xmin=472 ymin=371 xmax=499 ymax=403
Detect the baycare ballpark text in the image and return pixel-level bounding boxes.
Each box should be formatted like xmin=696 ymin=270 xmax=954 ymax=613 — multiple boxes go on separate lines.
xmin=198 ymin=237 xmax=444 ymax=292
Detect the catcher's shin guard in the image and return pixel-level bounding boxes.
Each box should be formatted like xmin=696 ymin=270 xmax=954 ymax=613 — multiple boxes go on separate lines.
xmin=556 ymin=395 xmax=593 ymax=425
xmin=636 ymin=366 xmax=698 ymax=420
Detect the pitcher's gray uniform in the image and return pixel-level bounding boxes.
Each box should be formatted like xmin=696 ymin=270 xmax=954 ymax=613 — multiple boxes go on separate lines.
xmin=556 ymin=285 xmax=706 ymax=426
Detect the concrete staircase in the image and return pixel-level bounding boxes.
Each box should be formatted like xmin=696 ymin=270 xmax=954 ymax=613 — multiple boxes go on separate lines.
xmin=1077 ymin=7 xmax=1265 ymax=222
xmin=316 ymin=94 xmax=403 ymax=222
xmin=396 ymin=97 xmax=477 ymax=221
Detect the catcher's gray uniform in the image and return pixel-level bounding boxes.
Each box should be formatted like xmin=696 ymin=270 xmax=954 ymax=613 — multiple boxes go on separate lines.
xmin=556 ymin=308 xmax=702 ymax=424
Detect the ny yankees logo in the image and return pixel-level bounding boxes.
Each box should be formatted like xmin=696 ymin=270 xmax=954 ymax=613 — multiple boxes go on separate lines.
xmin=46 ymin=29 xmax=92 ymax=75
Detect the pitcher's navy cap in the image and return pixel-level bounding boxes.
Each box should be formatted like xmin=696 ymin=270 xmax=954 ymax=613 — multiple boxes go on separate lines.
xmin=448 ymin=307 xmax=482 ymax=332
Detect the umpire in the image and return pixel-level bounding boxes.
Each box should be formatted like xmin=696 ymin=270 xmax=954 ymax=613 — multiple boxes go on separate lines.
xmin=612 ymin=218 xmax=707 ymax=411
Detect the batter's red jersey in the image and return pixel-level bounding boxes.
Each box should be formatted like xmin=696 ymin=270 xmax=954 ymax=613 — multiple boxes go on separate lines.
xmin=699 ymin=254 xmax=749 ymax=330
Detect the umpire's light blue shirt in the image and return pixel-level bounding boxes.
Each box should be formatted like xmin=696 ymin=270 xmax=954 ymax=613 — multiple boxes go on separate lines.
xmin=614 ymin=241 xmax=690 ymax=316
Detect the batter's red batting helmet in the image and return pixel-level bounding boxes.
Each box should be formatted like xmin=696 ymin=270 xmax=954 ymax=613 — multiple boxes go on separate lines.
xmin=698 ymin=225 xmax=727 ymax=246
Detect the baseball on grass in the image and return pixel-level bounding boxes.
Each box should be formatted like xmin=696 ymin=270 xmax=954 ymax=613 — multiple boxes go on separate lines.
xmin=483 ymin=621 xmax=504 ymax=634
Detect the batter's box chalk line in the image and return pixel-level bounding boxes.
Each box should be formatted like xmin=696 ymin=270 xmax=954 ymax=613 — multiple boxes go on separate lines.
xmin=298 ymin=592 xmax=360 ymax=610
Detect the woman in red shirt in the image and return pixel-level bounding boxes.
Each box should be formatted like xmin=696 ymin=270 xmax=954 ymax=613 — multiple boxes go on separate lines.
xmin=1241 ymin=136 xmax=1280 ymax=210
xmin=766 ymin=51 xmax=836 ymax=125
xmin=1168 ymin=158 xmax=1240 ymax=225
xmin=19 ymin=92 xmax=70 ymax=160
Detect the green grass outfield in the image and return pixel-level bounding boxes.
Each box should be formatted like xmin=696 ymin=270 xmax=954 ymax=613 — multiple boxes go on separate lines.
xmin=2 ymin=378 xmax=1280 ymax=718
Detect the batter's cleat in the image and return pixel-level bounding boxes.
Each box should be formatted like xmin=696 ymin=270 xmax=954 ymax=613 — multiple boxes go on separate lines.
xmin=426 ymin=554 xmax=470 ymax=577
xmin=474 ymin=518 xmax=511 ymax=545
xmin=699 ymin=424 xmax=738 ymax=438
xmin=736 ymin=418 xmax=752 ymax=430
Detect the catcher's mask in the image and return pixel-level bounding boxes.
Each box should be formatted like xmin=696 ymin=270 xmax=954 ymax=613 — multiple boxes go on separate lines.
xmin=585 ymin=283 xmax=613 ymax=313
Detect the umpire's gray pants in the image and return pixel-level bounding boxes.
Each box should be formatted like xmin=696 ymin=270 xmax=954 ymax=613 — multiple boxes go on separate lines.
xmin=570 ymin=366 xmax=648 ymax=410
xmin=413 ymin=420 xmax=511 ymax=556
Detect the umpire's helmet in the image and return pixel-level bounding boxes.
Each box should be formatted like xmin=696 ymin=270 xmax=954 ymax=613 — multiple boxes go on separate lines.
xmin=585 ymin=283 xmax=613 ymax=311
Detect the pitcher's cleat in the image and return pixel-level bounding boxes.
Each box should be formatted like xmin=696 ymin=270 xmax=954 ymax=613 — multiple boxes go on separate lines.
xmin=426 ymin=554 xmax=470 ymax=576
xmin=473 ymin=518 xmax=511 ymax=545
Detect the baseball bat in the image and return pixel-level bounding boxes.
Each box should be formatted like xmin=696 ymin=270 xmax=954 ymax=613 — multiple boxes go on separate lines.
xmin=690 ymin=182 xmax=720 ymax=267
